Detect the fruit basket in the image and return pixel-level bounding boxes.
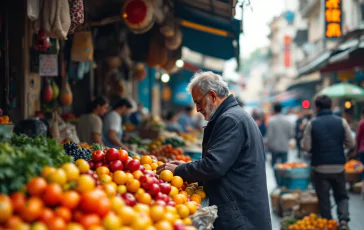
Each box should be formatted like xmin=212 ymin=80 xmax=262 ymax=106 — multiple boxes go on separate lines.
xmin=275 ymin=162 xmax=311 ymax=190
xmin=345 ymin=160 xmax=363 ymax=182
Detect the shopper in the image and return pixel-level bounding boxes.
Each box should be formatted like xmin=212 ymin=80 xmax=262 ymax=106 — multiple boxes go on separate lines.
xmin=267 ymin=103 xmax=294 ymax=170
xmin=354 ymin=109 xmax=364 ymax=179
xmin=129 ymin=103 xmax=144 ymax=126
xmin=178 ymin=106 xmax=195 ymax=133
xmin=77 ymin=96 xmax=109 ymax=145
xmin=103 ymin=98 xmax=133 ymax=150
xmin=157 ymin=71 xmax=272 ymax=230
xmin=165 ymin=111 xmax=183 ymax=134
xmin=301 ymin=95 xmax=355 ymax=230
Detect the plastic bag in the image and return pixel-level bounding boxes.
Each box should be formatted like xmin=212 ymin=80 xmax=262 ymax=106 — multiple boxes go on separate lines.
xmin=71 ymin=31 xmax=94 ymax=62
xmin=191 ymin=205 xmax=218 ymax=230
xmin=27 ymin=0 xmax=40 ymax=21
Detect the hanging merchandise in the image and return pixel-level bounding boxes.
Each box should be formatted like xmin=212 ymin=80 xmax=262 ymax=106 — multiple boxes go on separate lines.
xmin=147 ymin=29 xmax=168 ymax=67
xmin=68 ymin=0 xmax=84 ymax=34
xmin=133 ymin=63 xmax=147 ymax=81
xmin=60 ymin=80 xmax=73 ymax=106
xmin=160 ymin=13 xmax=175 ymax=37
xmin=165 ymin=28 xmax=182 ymax=50
xmin=71 ymin=31 xmax=94 ymax=62
xmin=27 ymin=0 xmax=40 ymax=21
xmin=51 ymin=80 xmax=60 ymax=99
xmin=68 ymin=61 xmax=92 ymax=80
xmin=162 ymin=47 xmax=182 ymax=73
xmin=42 ymin=0 xmax=71 ymax=39
xmin=42 ymin=79 xmax=53 ymax=102
xmin=122 ymin=0 xmax=155 ymax=34
xmin=34 ymin=29 xmax=52 ymax=52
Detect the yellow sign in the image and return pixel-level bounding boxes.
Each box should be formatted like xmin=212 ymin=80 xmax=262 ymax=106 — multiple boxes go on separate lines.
xmin=325 ymin=0 xmax=342 ymax=39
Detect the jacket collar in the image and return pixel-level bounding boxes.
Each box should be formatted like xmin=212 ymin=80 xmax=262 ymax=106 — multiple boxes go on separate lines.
xmin=209 ymin=95 xmax=239 ymax=122
xmin=317 ymin=109 xmax=333 ymax=116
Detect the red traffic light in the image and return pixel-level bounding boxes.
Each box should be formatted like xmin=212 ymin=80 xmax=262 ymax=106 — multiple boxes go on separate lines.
xmin=302 ymin=100 xmax=310 ymax=109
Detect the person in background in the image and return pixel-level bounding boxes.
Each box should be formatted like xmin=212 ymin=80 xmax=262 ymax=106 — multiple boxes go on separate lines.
xmin=157 ymin=71 xmax=271 ymax=230
xmin=354 ymin=109 xmax=364 ymax=181
xmin=295 ymin=109 xmax=310 ymax=158
xmin=252 ymin=109 xmax=266 ymax=137
xmin=77 ymin=96 xmax=109 ymax=145
xmin=165 ymin=111 xmax=183 ymax=134
xmin=129 ymin=103 xmax=144 ymax=126
xmin=178 ymin=106 xmax=195 ymax=133
xmin=103 ymin=98 xmax=133 ymax=150
xmin=267 ymin=103 xmax=294 ymax=182
xmin=301 ymin=95 xmax=355 ymax=230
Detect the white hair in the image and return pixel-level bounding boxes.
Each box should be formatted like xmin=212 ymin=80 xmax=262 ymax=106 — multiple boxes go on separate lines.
xmin=186 ymin=71 xmax=229 ymax=97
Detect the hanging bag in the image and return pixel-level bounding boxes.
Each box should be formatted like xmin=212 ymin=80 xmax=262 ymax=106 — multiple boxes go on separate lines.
xmin=68 ymin=0 xmax=84 ymax=34
xmin=71 ymin=30 xmax=94 ymax=62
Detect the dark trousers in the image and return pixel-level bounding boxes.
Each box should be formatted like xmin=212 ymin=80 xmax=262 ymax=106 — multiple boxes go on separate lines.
xmin=271 ymin=152 xmax=288 ymax=185
xmin=313 ymin=171 xmax=349 ymax=222
xmin=296 ymin=138 xmax=301 ymax=158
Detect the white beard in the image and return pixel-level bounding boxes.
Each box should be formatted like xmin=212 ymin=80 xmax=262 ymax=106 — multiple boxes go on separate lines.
xmin=204 ymin=97 xmax=217 ymax=121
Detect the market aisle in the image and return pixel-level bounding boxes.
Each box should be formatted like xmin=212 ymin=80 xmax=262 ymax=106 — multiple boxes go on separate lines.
xmin=266 ymin=150 xmax=364 ymax=230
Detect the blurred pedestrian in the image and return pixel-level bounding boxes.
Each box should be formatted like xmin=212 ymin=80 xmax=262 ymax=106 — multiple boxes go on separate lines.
xmin=129 ymin=103 xmax=144 ymax=126
xmin=301 ymin=95 xmax=355 ymax=230
xmin=267 ymin=103 xmax=294 ymax=171
xmin=165 ymin=111 xmax=183 ymax=134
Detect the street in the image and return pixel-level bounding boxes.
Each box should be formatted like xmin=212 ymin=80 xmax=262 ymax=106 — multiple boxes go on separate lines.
xmin=266 ymin=150 xmax=364 ymax=230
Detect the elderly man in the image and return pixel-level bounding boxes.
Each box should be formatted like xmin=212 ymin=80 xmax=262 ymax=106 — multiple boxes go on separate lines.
xmin=157 ymin=71 xmax=272 ymax=230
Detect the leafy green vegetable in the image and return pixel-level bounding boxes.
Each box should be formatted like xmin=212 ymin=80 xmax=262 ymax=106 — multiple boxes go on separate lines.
xmin=162 ymin=137 xmax=185 ymax=148
xmin=0 ymin=134 xmax=73 ymax=194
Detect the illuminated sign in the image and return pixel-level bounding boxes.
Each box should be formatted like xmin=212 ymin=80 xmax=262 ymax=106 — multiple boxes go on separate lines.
xmin=283 ymin=35 xmax=292 ymax=68
xmin=324 ymin=0 xmax=342 ymax=39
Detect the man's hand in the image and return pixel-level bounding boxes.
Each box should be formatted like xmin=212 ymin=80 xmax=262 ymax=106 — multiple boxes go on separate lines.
xmin=156 ymin=162 xmax=184 ymax=175
xmin=168 ymin=161 xmax=185 ymax=166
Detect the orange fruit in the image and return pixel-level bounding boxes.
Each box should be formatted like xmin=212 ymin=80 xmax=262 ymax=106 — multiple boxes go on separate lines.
xmin=137 ymin=193 xmax=152 ymax=205
xmin=163 ymin=212 xmax=177 ymax=223
xmin=169 ymin=186 xmax=179 ymax=197
xmin=76 ymin=175 xmax=95 ymax=193
xmin=157 ymin=161 xmax=164 ymax=166
xmin=140 ymin=156 xmax=153 ymax=165
xmin=179 ymin=191 xmax=188 ymax=197
xmin=119 ymin=206 xmax=137 ymax=225
xmin=132 ymin=170 xmax=144 ymax=180
xmin=171 ymin=176 xmax=183 ymax=188
xmin=151 ymin=163 xmax=159 ymax=170
xmin=173 ymin=194 xmax=185 ymax=205
xmin=159 ymin=170 xmax=173 ymax=182
xmin=62 ymin=163 xmax=80 ymax=182
xmin=154 ymin=220 xmax=173 ymax=230
xmin=48 ymin=168 xmax=68 ymax=185
xmin=183 ymin=217 xmax=193 ymax=225
xmin=150 ymin=205 xmax=165 ymax=222
xmin=195 ymin=190 xmax=206 ymax=199
xmin=191 ymin=194 xmax=202 ymax=204
xmin=102 ymin=212 xmax=121 ymax=229
xmin=96 ymin=166 xmax=110 ymax=176
xmin=133 ymin=204 xmax=150 ymax=214
xmin=165 ymin=206 xmax=177 ymax=214
xmin=117 ymin=185 xmax=127 ymax=195
xmin=143 ymin=164 xmax=153 ymax=171
xmin=55 ymin=206 xmax=72 ymax=223
xmin=110 ymin=196 xmax=125 ymax=214
xmin=75 ymin=159 xmax=90 ymax=173
xmin=176 ymin=204 xmax=190 ymax=218
xmin=126 ymin=173 xmax=134 ymax=182
xmin=0 ymin=195 xmax=13 ymax=224
xmin=99 ymin=174 xmax=112 ymax=184
xmin=113 ymin=171 xmax=128 ymax=185
xmin=41 ymin=166 xmax=56 ymax=179
xmin=103 ymin=183 xmax=117 ymax=197
xmin=126 ymin=179 xmax=140 ymax=193
xmin=185 ymin=201 xmax=197 ymax=214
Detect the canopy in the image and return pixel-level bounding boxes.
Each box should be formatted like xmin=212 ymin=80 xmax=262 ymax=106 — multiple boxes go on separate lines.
xmin=175 ymin=2 xmax=241 ymax=60
xmin=317 ymin=82 xmax=364 ymax=100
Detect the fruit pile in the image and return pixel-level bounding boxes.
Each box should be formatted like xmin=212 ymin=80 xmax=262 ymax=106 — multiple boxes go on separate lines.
xmin=147 ymin=145 xmax=191 ymax=163
xmin=287 ymin=213 xmax=338 ymax=230
xmin=275 ymin=162 xmax=309 ymax=170
xmin=63 ymin=142 xmax=92 ymax=161
xmin=0 ymin=149 xmax=204 ymax=229
xmin=344 ymin=160 xmax=363 ymax=173
xmin=0 ymin=115 xmax=11 ymax=125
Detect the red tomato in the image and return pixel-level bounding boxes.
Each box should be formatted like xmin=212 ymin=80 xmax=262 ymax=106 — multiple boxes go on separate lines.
xmin=43 ymin=184 xmax=63 ymax=206
xmin=47 ymin=216 xmax=66 ymax=230
xmin=118 ymin=149 xmax=129 ymax=162
xmin=10 ymin=192 xmax=26 ymax=213
xmin=39 ymin=207 xmax=55 ymax=223
xmin=92 ymin=150 xmax=105 ymax=162
xmin=19 ymin=197 xmax=43 ymax=222
xmin=55 ymin=206 xmax=72 ymax=223
xmin=27 ymin=177 xmax=47 ymax=196
xmin=79 ymin=214 xmax=101 ymax=229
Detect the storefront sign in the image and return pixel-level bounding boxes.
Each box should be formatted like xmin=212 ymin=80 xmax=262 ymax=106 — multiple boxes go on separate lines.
xmin=39 ymin=54 xmax=58 ymax=76
xmin=283 ymin=35 xmax=292 ymax=67
xmin=324 ymin=0 xmax=342 ymax=39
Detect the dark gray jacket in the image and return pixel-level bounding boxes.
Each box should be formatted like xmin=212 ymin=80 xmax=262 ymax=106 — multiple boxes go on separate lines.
xmin=175 ymin=95 xmax=272 ymax=230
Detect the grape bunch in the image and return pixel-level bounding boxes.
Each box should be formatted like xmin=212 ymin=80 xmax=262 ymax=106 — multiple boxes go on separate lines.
xmin=63 ymin=142 xmax=92 ymax=161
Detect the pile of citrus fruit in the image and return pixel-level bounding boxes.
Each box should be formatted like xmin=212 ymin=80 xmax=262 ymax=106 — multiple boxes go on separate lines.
xmin=0 ymin=149 xmax=205 ymax=230
xmin=0 ymin=115 xmax=11 ymax=125
xmin=288 ymin=213 xmax=338 ymax=230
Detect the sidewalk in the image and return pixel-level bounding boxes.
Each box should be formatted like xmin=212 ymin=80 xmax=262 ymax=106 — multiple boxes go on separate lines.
xmin=266 ymin=150 xmax=364 ymax=230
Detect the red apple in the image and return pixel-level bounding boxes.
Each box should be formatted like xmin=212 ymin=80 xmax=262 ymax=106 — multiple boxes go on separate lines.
xmin=159 ymin=179 xmax=165 ymax=184
xmin=105 ymin=148 xmax=120 ymax=162
xmin=88 ymin=160 xmax=95 ymax=170
xmin=167 ymin=201 xmax=176 ymax=207
xmin=109 ymin=160 xmax=123 ymax=172
xmin=102 ymin=163 xmax=109 ymax=167
xmin=160 ymin=183 xmax=171 ymax=195
xmin=148 ymin=184 xmax=161 ymax=197
xmin=127 ymin=159 xmax=141 ymax=172
xmin=121 ymin=193 xmax=137 ymax=206
xmin=139 ymin=166 xmax=146 ymax=173
xmin=173 ymin=222 xmax=186 ymax=230
xmin=155 ymin=193 xmax=169 ymax=203
xmin=181 ymin=184 xmax=187 ymax=191
xmin=95 ymin=161 xmax=104 ymax=169
xmin=153 ymin=200 xmax=166 ymax=207
xmin=140 ymin=176 xmax=154 ymax=190
xmin=92 ymin=150 xmax=105 ymax=162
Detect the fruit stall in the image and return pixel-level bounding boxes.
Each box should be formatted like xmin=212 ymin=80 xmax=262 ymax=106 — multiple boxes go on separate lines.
xmin=0 ymin=134 xmax=215 ymax=230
